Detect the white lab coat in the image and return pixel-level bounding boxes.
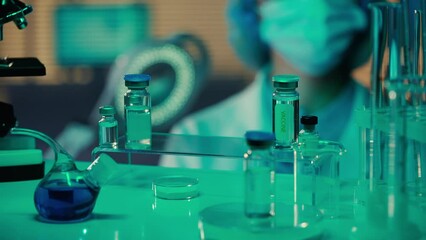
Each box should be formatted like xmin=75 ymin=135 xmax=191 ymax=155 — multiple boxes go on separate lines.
xmin=160 ymin=67 xmax=370 ymax=180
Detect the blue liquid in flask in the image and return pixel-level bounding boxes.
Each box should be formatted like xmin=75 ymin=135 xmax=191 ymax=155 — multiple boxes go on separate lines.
xmin=34 ymin=179 xmax=100 ymax=222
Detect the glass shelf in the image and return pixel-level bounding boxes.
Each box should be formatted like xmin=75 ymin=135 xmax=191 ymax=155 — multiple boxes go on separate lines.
xmin=91 ymin=132 xmax=248 ymax=162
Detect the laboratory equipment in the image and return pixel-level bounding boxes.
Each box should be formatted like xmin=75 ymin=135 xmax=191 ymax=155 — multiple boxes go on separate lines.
xmin=9 ymin=126 xmax=117 ymax=222
xmin=272 ymin=75 xmax=299 ymax=148
xmin=297 ymin=115 xmax=320 ymax=152
xmin=244 ymin=131 xmax=275 ymax=219
xmin=0 ymin=0 xmax=45 ymax=77
xmin=152 ymin=175 xmax=199 ymax=200
xmin=1 ymin=102 xmax=117 ymax=222
xmin=293 ymin=116 xmax=345 ymax=218
xmin=0 ymin=102 xmax=45 ymax=182
xmin=91 ymin=33 xmax=210 ymax=131
xmin=7 ymin=127 xmax=117 ymax=222
xmin=0 ymin=0 xmax=32 ymax=40
xmin=124 ymin=73 xmax=152 ymax=150
xmin=353 ymin=1 xmax=426 ymax=238
xmin=98 ymin=105 xmax=118 ymax=148
xmin=33 ymin=152 xmax=116 ymax=222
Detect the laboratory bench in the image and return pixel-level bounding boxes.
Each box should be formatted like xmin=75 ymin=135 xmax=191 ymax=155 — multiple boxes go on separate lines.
xmin=1 ymin=133 xmax=425 ymax=240
xmin=0 ymin=160 xmax=361 ymax=240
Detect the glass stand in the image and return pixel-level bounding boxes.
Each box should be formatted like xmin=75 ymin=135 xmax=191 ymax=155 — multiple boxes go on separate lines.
xmin=91 ymin=132 xmax=248 ymax=165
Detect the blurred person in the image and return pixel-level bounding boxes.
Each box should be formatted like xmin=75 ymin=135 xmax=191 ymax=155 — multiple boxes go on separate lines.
xmin=160 ymin=0 xmax=372 ymax=180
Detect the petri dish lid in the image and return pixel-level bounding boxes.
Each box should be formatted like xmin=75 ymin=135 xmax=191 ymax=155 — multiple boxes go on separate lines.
xmin=153 ymin=175 xmax=199 ymax=200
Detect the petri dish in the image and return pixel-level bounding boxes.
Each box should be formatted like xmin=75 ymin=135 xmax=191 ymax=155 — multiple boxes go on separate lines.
xmin=153 ymin=175 xmax=199 ymax=200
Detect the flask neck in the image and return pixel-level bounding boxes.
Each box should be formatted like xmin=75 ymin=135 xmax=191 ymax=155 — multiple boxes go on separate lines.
xmin=85 ymin=153 xmax=118 ymax=188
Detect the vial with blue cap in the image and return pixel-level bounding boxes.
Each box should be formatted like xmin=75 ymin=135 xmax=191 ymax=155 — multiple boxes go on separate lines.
xmin=124 ymin=74 xmax=152 ymax=150
xmin=244 ymin=131 xmax=276 ymax=218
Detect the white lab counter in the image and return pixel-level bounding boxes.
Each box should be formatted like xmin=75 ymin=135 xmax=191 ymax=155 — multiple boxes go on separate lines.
xmin=1 ymin=159 xmax=403 ymax=240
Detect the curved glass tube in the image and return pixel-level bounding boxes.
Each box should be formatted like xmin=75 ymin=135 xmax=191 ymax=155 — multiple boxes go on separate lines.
xmin=9 ymin=127 xmax=117 ymax=222
xmin=9 ymin=127 xmax=75 ymax=171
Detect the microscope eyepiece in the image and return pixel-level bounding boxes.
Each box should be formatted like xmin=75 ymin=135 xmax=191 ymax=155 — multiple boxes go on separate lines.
xmin=0 ymin=0 xmax=33 ymax=40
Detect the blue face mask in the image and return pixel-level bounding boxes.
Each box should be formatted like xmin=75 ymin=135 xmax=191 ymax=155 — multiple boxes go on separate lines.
xmin=259 ymin=0 xmax=367 ymax=77
xmin=226 ymin=0 xmax=270 ymax=69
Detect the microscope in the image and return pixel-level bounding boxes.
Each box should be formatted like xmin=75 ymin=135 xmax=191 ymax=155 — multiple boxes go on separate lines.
xmin=0 ymin=0 xmax=45 ymax=77
xmin=0 ymin=0 xmax=46 ymax=182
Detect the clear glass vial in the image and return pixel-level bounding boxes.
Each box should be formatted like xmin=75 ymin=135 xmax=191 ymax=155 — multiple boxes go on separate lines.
xmin=272 ymin=75 xmax=300 ymax=148
xmin=294 ymin=116 xmax=320 ymax=205
xmin=98 ymin=105 xmax=118 ymax=148
xmin=244 ymin=131 xmax=276 ymax=218
xmin=298 ymin=115 xmax=320 ymax=155
xmin=124 ymin=74 xmax=152 ymax=150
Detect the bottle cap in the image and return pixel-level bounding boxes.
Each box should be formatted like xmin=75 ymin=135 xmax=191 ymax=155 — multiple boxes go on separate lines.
xmin=153 ymin=176 xmax=199 ymax=200
xmin=301 ymin=115 xmax=318 ymax=125
xmin=244 ymin=131 xmax=275 ymax=148
xmin=99 ymin=105 xmax=116 ymax=115
xmin=273 ymin=75 xmax=299 ymax=89
xmin=124 ymin=74 xmax=151 ymax=88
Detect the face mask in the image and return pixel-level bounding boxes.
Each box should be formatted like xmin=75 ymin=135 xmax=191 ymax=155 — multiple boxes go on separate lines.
xmin=226 ymin=0 xmax=270 ymax=69
xmin=259 ymin=0 xmax=367 ymax=77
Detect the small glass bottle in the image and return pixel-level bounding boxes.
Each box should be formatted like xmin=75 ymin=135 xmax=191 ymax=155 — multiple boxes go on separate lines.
xmin=98 ymin=105 xmax=118 ymax=148
xmin=124 ymin=74 xmax=152 ymax=150
xmin=298 ymin=115 xmax=320 ymax=155
xmin=294 ymin=116 xmax=320 ymax=206
xmin=244 ymin=131 xmax=275 ymax=218
xmin=272 ymin=75 xmax=300 ymax=148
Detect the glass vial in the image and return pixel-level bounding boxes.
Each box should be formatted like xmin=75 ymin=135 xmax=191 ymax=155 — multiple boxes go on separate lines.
xmin=98 ymin=105 xmax=118 ymax=148
xmin=298 ymin=115 xmax=320 ymax=154
xmin=294 ymin=116 xmax=320 ymax=205
xmin=124 ymin=74 xmax=152 ymax=150
xmin=272 ymin=75 xmax=300 ymax=148
xmin=244 ymin=131 xmax=275 ymax=218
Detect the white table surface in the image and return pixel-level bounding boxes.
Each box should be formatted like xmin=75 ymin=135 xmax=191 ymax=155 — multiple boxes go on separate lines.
xmin=1 ymin=160 xmax=424 ymax=240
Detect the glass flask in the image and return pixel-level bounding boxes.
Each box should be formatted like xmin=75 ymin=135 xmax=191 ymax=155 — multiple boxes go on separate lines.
xmin=293 ymin=138 xmax=345 ymax=218
xmin=9 ymin=127 xmax=118 ymax=223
